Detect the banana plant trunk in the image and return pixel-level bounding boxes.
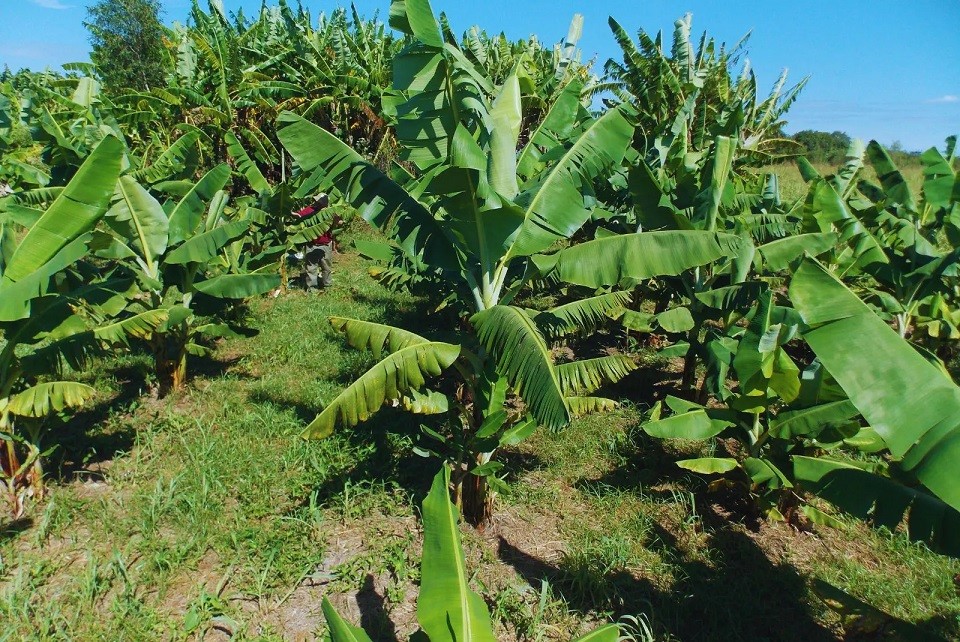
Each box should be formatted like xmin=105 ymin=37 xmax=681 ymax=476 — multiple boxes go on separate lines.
xmin=152 ymin=330 xmax=189 ymax=397
xmin=454 ymin=464 xmax=494 ymax=529
xmin=280 ymin=256 xmax=289 ymax=294
xmin=680 ymin=331 xmax=700 ymax=395
xmin=0 ymin=437 xmax=20 ymax=505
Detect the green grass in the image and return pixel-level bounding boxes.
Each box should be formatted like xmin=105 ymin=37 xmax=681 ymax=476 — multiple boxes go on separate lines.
xmin=763 ymin=159 xmax=925 ymax=205
xmin=2 ymin=225 xmax=959 ymax=641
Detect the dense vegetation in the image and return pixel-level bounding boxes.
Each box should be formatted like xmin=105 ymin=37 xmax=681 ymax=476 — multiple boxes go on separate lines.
xmin=1 ymin=0 xmax=959 ymax=639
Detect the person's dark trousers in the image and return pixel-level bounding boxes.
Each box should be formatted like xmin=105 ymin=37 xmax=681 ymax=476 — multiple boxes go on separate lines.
xmin=304 ymin=243 xmax=333 ymax=290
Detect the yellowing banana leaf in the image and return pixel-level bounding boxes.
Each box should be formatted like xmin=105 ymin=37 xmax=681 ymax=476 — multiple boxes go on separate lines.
xmin=303 ymin=341 xmax=460 ymax=439
xmin=566 ymin=396 xmax=617 ymax=417
xmin=6 ymin=381 xmax=97 ymax=417
xmin=677 ymin=458 xmax=739 ymax=474
xmin=402 ymin=389 xmax=450 ymax=414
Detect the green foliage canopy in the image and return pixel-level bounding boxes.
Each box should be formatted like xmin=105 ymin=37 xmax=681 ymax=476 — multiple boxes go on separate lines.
xmin=84 ymin=0 xmax=168 ymax=92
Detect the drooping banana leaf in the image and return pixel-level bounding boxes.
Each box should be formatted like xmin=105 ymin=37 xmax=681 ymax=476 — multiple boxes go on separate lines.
xmin=302 ymin=340 xmax=460 ymax=439
xmin=0 ymin=236 xmax=91 ymax=322
xmin=566 ymin=396 xmax=618 ymax=417
xmin=694 ymin=281 xmax=767 ymax=314
xmin=329 ymin=317 xmax=431 ymax=360
xmin=531 ymin=231 xmax=743 ymax=288
xmin=5 ymin=381 xmax=97 ymax=417
xmin=193 ymin=273 xmax=280 ymax=298
xmin=643 ymin=408 xmax=733 ymax=440
xmin=556 ymin=355 xmax=636 ymax=396
xmin=164 ymin=220 xmax=250 ymax=265
xmin=790 ymin=258 xmax=960 ymax=514
xmin=768 ymin=400 xmax=860 ymax=439
xmin=471 ymin=305 xmax=569 ymax=430
xmin=757 ymin=232 xmax=838 ymax=272
xmin=532 ymin=291 xmax=631 ymax=339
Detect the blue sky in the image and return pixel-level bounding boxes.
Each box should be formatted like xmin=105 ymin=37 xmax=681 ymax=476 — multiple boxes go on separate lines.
xmin=1 ymin=0 xmax=957 ymax=151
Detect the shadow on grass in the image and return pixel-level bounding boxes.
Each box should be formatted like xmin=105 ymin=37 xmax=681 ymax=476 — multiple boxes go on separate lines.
xmin=188 ymin=352 xmax=253 ymax=381
xmin=49 ymin=362 xmax=147 ymax=481
xmin=247 ymin=390 xmax=321 ymax=426
xmin=252 ymin=389 xmax=438 ymax=508
xmin=357 ymin=573 xmax=400 ymax=642
xmin=0 ymin=517 xmax=33 ymax=543
xmin=497 ymin=526 xmax=841 ymax=642
xmin=346 ymin=289 xmax=459 ymax=339
xmin=49 ymin=351 xmax=251 ymax=482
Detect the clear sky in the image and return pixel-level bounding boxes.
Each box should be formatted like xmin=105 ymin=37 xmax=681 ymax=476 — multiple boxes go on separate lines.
xmin=1 ymin=0 xmax=958 ymax=151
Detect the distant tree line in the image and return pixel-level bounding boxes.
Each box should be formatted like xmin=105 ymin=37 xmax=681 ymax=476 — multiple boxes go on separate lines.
xmin=791 ymin=129 xmax=921 ymax=165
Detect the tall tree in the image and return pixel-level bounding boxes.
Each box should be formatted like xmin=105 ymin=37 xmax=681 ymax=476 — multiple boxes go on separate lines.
xmin=84 ymin=0 xmax=167 ymax=92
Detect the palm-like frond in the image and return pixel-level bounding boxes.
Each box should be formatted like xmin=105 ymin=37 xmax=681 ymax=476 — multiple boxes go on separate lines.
xmin=471 ymin=305 xmax=569 ymax=430
xmin=302 ymin=339 xmax=461 ymax=439
xmin=5 ymin=381 xmax=97 ymax=417
xmin=556 ymin=355 xmax=637 ymax=396
xmin=533 ymin=291 xmax=631 ymax=339
xmin=330 ymin=316 xmax=431 ymax=360
xmin=566 ymin=396 xmax=617 ymax=417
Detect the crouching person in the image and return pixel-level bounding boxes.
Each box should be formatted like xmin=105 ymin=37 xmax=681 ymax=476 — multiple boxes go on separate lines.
xmin=294 ymin=193 xmax=341 ymax=291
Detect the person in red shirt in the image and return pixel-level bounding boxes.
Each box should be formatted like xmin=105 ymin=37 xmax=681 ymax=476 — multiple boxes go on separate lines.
xmin=294 ymin=193 xmax=340 ymax=291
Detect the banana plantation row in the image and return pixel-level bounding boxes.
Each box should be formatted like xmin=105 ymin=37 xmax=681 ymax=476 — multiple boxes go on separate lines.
xmin=1 ymin=1 xmax=959 ymax=638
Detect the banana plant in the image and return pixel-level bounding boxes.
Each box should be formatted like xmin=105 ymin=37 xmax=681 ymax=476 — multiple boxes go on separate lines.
xmin=0 ymin=136 xmax=128 ymax=513
xmin=599 ymin=12 xmax=807 ymax=167
xmin=637 ymin=289 xmax=874 ymax=522
xmin=589 ymin=113 xmax=831 ymax=400
xmin=320 ymin=466 xmax=622 ymax=641
xmin=795 ymin=138 xmax=960 ymax=350
xmin=278 ymin=0 xmax=736 ymax=525
xmin=90 ymin=163 xmax=279 ymax=394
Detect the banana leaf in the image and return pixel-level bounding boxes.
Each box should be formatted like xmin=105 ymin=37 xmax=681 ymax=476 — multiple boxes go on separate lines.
xmin=790 ymin=258 xmax=960 ymax=514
